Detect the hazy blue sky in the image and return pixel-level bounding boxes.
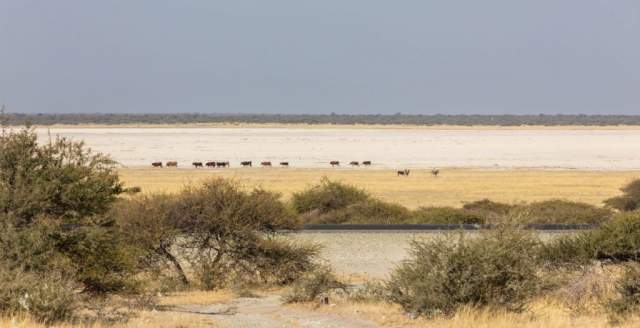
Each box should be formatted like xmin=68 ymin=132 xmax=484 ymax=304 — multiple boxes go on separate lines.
xmin=1 ymin=1 xmax=638 ymax=114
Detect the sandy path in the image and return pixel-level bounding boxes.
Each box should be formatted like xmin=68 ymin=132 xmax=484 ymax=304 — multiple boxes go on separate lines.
xmin=173 ymin=294 xmax=378 ymax=328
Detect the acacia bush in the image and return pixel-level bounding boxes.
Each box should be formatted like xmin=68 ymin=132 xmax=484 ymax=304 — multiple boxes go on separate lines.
xmin=513 ymin=200 xmax=612 ymax=225
xmin=410 ymin=207 xmax=486 ymax=224
xmin=0 ymin=126 xmax=139 ymax=323
xmin=112 ymin=195 xmax=188 ymax=285
xmin=292 ymin=178 xmax=369 ymax=215
xmin=388 ymin=229 xmax=542 ymax=316
xmin=605 ymin=179 xmax=640 ymax=212
xmin=116 ymin=178 xmax=315 ymax=291
xmin=0 ymin=267 xmax=78 ymax=325
xmin=462 ymin=199 xmax=514 ymax=221
xmin=587 ymin=211 xmax=640 ymax=262
xmin=541 ymin=211 xmax=640 ymax=268
xmin=284 ymin=265 xmax=345 ymax=303
xmin=607 ymin=263 xmax=640 ymax=321
xmin=304 ymin=198 xmax=413 ymax=224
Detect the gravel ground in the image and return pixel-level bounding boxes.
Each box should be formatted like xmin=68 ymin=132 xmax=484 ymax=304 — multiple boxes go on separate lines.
xmin=285 ymin=231 xmax=449 ymax=278
xmin=286 ymin=231 xmax=567 ymax=278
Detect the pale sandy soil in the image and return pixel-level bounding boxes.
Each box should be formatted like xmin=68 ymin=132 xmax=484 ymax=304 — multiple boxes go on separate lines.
xmin=118 ymin=167 xmax=638 ymax=208
xmin=34 ymin=127 xmax=640 ymax=169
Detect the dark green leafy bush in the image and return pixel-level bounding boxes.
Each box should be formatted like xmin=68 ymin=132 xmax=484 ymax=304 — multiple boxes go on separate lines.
xmin=388 ymin=229 xmax=541 ymax=316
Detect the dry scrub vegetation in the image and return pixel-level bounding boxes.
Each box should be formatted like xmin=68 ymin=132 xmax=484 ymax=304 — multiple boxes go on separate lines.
xmin=5 ymin=124 xmax=640 ymax=327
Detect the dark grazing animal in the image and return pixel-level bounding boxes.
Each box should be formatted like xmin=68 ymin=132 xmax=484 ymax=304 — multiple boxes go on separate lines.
xmin=349 ymin=161 xmax=360 ymax=166
xmin=192 ymin=162 xmax=203 ymax=168
xmin=431 ymin=168 xmax=440 ymax=177
xmin=151 ymin=162 xmax=162 ymax=168
xmin=206 ymin=161 xmax=216 ymax=168
xmin=362 ymin=161 xmax=372 ymax=166
xmin=397 ymin=169 xmax=410 ymax=176
xmin=280 ymin=162 xmax=289 ymax=167
xmin=166 ymin=161 xmax=178 ymax=167
xmin=261 ymin=161 xmax=272 ymax=167
xmin=330 ymin=161 xmax=340 ymax=167
xmin=216 ymin=161 xmax=229 ymax=167
xmin=241 ymin=161 xmax=252 ymax=167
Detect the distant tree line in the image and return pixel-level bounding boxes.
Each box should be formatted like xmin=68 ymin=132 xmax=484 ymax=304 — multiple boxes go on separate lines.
xmin=4 ymin=113 xmax=640 ymax=126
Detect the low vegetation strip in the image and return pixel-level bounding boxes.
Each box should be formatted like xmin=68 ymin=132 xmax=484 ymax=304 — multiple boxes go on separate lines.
xmin=301 ymin=223 xmax=597 ymax=231
xmin=6 ymin=112 xmax=640 ymax=126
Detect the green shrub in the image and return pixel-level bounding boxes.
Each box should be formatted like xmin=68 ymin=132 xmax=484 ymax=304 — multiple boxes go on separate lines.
xmin=242 ymin=238 xmax=320 ymax=285
xmin=410 ymin=207 xmax=486 ymax=224
xmin=284 ymin=265 xmax=345 ymax=303
xmin=607 ymin=263 xmax=640 ymax=321
xmin=541 ymin=211 xmax=640 ymax=266
xmin=462 ymin=199 xmax=513 ymax=220
xmin=539 ymin=233 xmax=594 ymax=268
xmin=173 ymin=178 xmax=306 ymax=289
xmin=112 ymin=195 xmax=188 ymax=286
xmin=305 ymin=199 xmax=413 ymax=224
xmin=514 ymin=200 xmax=612 ymax=225
xmin=292 ymin=178 xmax=369 ymax=214
xmin=347 ymin=281 xmax=389 ymax=303
xmin=605 ymin=179 xmax=640 ymax=212
xmin=388 ymin=229 xmax=541 ymax=316
xmin=0 ymin=267 xmax=78 ymax=325
xmin=588 ymin=211 xmax=640 ymax=261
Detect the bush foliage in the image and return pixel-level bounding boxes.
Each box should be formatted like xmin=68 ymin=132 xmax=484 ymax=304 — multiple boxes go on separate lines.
xmin=0 ymin=126 xmax=136 ymax=323
xmin=388 ymin=229 xmax=542 ymax=316
xmin=605 ymin=179 xmax=640 ymax=212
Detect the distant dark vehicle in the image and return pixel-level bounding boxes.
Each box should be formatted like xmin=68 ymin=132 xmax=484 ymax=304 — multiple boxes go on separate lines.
xmin=206 ymin=161 xmax=216 ymax=168
xmin=166 ymin=161 xmax=178 ymax=167
xmin=431 ymin=168 xmax=440 ymax=177
xmin=192 ymin=162 xmax=203 ymax=168
xmin=261 ymin=161 xmax=272 ymax=166
xmin=330 ymin=161 xmax=340 ymax=167
xmin=349 ymin=161 xmax=359 ymax=166
xmin=151 ymin=162 xmax=162 ymax=168
xmin=280 ymin=162 xmax=289 ymax=167
xmin=362 ymin=161 xmax=372 ymax=166
xmin=216 ymin=161 xmax=229 ymax=167
xmin=397 ymin=169 xmax=410 ymax=176
xmin=241 ymin=161 xmax=252 ymax=167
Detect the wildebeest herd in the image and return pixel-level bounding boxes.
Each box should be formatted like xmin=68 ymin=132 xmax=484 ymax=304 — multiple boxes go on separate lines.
xmin=151 ymin=160 xmax=439 ymax=177
xmin=151 ymin=160 xmax=373 ymax=168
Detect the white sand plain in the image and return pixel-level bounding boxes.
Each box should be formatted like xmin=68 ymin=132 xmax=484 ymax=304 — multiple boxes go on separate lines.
xmin=34 ymin=127 xmax=640 ymax=169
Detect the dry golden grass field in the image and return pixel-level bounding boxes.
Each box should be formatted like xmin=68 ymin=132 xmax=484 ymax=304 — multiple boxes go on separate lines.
xmin=118 ymin=167 xmax=639 ymax=208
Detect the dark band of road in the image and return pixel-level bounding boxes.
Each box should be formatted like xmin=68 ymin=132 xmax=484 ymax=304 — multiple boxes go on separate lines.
xmin=302 ymin=224 xmax=595 ymax=231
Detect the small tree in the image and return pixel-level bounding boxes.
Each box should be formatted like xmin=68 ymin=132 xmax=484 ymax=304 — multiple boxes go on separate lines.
xmin=173 ymin=178 xmax=302 ymax=289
